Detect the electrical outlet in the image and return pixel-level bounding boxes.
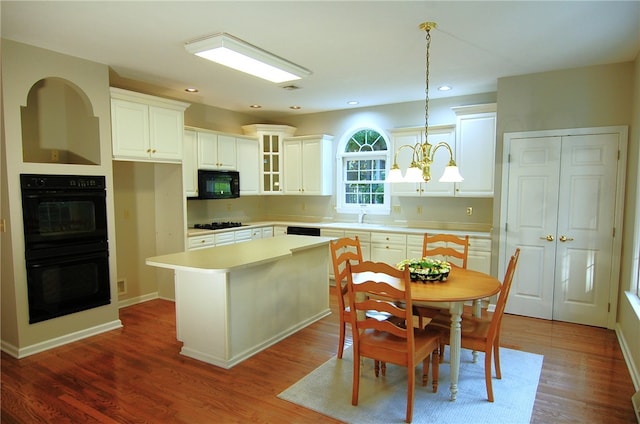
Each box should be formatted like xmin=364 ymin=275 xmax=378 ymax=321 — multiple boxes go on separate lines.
xmin=392 ymin=205 xmax=401 ymax=213
xmin=301 ymin=202 xmax=306 ymax=211
xmin=417 ymin=206 xmax=423 ymax=214
xmin=51 ymin=150 xmax=59 ymax=162
xmin=466 ymin=207 xmax=473 ymax=216
xmin=226 ymin=203 xmax=232 ymax=211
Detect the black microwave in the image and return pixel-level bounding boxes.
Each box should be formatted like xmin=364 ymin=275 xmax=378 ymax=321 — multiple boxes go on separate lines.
xmin=197 ymin=170 xmax=240 ymax=199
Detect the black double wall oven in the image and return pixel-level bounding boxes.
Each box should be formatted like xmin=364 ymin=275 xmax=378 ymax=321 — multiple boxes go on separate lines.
xmin=21 ymin=174 xmax=111 ymax=324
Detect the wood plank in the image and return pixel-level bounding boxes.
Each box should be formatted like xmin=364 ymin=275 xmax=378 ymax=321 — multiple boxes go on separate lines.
xmin=1 ymin=288 xmax=636 ymax=423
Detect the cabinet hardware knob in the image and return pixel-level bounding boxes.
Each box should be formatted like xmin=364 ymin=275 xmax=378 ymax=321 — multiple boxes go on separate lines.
xmin=146 ymin=148 xmax=151 ymax=153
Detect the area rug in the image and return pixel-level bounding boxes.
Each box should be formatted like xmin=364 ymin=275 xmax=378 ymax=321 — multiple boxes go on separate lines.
xmin=278 ymin=347 xmax=543 ymax=424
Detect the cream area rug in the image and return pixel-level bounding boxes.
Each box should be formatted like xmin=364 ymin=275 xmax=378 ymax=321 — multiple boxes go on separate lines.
xmin=278 ymin=347 xmax=543 ymax=424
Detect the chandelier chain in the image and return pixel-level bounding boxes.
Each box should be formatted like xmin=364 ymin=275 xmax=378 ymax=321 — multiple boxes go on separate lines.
xmin=424 ymin=28 xmax=431 ymax=145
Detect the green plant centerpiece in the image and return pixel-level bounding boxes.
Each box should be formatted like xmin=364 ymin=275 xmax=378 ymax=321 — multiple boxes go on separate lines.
xmin=396 ymin=257 xmax=452 ymax=283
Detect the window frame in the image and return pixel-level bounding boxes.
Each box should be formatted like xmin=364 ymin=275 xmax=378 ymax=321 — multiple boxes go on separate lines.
xmin=335 ymin=127 xmax=391 ymax=215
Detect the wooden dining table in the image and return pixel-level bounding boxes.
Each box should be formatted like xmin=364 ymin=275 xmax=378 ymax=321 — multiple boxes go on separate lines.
xmin=352 ymin=267 xmax=501 ymax=401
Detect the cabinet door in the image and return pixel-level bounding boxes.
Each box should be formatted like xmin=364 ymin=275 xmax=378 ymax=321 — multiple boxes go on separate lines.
xmin=300 ymin=138 xmax=324 ymax=195
xmin=421 ymin=128 xmax=456 ymax=196
xmin=149 ymin=106 xmax=183 ymax=161
xmin=283 ymin=140 xmax=303 ymax=194
xmin=197 ymin=132 xmax=219 ymax=169
xmin=236 ymin=136 xmax=260 ymax=195
xmin=390 ymin=131 xmax=422 ymax=197
xmin=261 ymin=134 xmax=282 ymax=194
xmin=455 ymin=112 xmax=496 ymax=196
xmin=111 ymin=99 xmax=150 ymax=159
xmin=182 ymin=129 xmax=198 ymax=197
xmin=216 ymin=134 xmax=237 ymax=170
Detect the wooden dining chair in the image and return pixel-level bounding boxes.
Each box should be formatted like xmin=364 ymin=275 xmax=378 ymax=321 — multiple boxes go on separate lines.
xmin=431 ymin=248 xmax=520 ymax=402
xmin=329 ymin=236 xmax=363 ymax=359
xmin=414 ymin=233 xmax=470 ymax=328
xmin=346 ymin=260 xmax=441 ymax=423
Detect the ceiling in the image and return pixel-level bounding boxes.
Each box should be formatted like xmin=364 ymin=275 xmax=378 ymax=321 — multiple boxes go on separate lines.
xmin=2 ymin=1 xmax=639 ymax=120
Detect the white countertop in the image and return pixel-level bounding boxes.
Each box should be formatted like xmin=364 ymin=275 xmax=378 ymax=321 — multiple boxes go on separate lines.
xmin=187 ymin=221 xmax=491 ymax=238
xmin=146 ymin=235 xmax=333 ymax=274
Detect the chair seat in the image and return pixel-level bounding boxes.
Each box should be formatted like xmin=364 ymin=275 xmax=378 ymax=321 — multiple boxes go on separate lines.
xmin=360 ymin=327 xmax=442 ymax=360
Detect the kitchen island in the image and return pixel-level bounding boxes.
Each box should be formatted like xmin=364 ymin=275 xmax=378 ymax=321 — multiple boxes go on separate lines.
xmin=146 ymin=235 xmax=333 ymax=369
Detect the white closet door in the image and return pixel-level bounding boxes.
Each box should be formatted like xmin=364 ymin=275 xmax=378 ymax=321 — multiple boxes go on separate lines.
xmin=504 ymin=132 xmax=620 ymax=327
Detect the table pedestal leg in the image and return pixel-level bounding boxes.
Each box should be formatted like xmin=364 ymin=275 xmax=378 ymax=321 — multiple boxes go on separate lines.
xmin=448 ymin=301 xmax=463 ymax=401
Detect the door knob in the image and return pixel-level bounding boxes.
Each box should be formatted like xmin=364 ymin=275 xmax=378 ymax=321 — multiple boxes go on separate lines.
xmin=539 ymin=235 xmax=554 ymax=242
xmin=559 ymin=235 xmax=574 ymax=242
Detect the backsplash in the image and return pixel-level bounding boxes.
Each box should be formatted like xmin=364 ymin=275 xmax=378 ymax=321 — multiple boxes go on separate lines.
xmin=186 ymin=195 xmax=492 ymax=229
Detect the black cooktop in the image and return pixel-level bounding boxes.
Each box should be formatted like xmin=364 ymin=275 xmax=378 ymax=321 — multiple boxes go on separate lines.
xmin=193 ymin=222 xmax=243 ymax=230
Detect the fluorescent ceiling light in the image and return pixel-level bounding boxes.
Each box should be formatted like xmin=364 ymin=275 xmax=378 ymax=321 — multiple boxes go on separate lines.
xmin=185 ymin=33 xmax=312 ymax=83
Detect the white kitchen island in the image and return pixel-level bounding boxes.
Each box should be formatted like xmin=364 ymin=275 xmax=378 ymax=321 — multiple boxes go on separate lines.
xmin=146 ymin=235 xmax=333 ymax=369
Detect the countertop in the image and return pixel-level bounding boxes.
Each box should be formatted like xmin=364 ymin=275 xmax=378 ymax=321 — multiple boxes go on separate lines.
xmin=187 ymin=221 xmax=491 ymax=238
xmin=146 ymin=235 xmax=333 ymax=274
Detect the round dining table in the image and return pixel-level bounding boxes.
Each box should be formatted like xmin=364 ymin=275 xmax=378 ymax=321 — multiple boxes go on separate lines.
xmin=352 ymin=267 xmax=501 ymax=401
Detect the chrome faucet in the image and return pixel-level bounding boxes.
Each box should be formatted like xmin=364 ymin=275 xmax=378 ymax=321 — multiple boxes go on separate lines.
xmin=358 ymin=206 xmax=367 ymax=224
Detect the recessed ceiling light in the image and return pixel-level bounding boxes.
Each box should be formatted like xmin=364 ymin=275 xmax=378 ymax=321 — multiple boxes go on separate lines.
xmin=185 ymin=87 xmax=199 ymax=93
xmin=289 ymin=105 xmax=301 ymax=110
xmin=438 ymin=85 xmax=452 ymax=91
xmin=347 ymin=101 xmax=359 ymax=105
xmin=250 ymin=104 xmax=262 ymax=109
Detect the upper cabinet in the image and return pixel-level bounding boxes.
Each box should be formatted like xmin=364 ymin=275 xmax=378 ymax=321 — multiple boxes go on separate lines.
xmin=110 ymin=88 xmax=189 ymax=163
xmin=452 ymin=103 xmax=497 ymax=197
xmin=235 ymin=136 xmax=260 ymax=195
xmin=390 ymin=103 xmax=496 ymax=198
xmin=182 ymin=129 xmax=198 ymax=197
xmin=390 ymin=125 xmax=456 ymax=197
xmin=196 ymin=130 xmax=237 ymax=170
xmin=283 ymin=135 xmax=334 ymax=195
xmin=242 ymin=124 xmax=296 ymax=195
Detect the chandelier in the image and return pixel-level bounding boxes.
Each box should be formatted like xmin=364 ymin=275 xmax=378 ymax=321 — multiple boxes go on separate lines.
xmin=387 ymin=22 xmax=463 ymax=183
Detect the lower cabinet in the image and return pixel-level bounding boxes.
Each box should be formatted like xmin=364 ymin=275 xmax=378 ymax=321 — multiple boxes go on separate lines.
xmin=370 ymin=232 xmax=407 ymax=266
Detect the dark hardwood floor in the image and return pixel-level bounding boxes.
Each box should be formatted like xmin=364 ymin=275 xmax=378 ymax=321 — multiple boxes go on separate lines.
xmin=2 ymin=288 xmax=636 ymax=423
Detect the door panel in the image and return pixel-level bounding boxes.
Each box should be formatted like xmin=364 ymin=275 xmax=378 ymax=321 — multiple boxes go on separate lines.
xmin=505 ymin=137 xmax=560 ymax=319
xmin=553 ymin=134 xmax=618 ymax=327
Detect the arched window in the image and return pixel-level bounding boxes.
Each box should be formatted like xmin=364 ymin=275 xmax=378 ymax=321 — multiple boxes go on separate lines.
xmin=336 ymin=128 xmax=390 ymax=215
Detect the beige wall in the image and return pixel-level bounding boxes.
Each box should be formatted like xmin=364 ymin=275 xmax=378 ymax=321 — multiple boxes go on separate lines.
xmin=496 ymin=61 xmax=639 ymax=387
xmin=1 ymin=39 xmax=121 ymax=355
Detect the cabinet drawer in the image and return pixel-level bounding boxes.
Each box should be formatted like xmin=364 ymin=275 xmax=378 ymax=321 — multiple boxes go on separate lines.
xmin=469 ymin=237 xmax=491 ymax=252
xmin=320 ymin=229 xmax=345 ymax=239
xmin=215 ymin=232 xmax=235 ymax=245
xmin=235 ymin=229 xmax=253 ymax=242
xmin=188 ymin=235 xmax=215 ymax=250
xmin=344 ymin=230 xmax=371 ymax=243
xmin=406 ymin=234 xmax=423 ymax=248
xmin=371 ymin=232 xmax=406 ymax=245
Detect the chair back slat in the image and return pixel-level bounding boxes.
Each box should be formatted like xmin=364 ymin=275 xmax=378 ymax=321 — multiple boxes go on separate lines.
xmin=330 ymin=237 xmax=363 ymax=308
xmin=347 ymin=261 xmax=414 ymax=344
xmin=422 ymin=234 xmax=469 ymax=269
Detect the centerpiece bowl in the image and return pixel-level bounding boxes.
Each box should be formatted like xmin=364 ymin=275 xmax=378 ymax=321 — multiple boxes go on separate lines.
xmin=396 ymin=257 xmax=451 ymax=283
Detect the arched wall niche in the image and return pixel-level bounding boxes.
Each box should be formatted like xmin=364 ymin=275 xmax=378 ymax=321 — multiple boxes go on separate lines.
xmin=21 ymin=77 xmax=101 ymax=165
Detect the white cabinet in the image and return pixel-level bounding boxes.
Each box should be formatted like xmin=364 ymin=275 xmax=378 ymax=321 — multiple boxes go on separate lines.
xmin=467 ymin=237 xmax=491 ymax=274
xmin=188 ymin=234 xmax=216 ymax=250
xmin=236 ymin=136 xmax=260 ymax=195
xmin=283 ymin=135 xmax=333 ymax=195
xmin=390 ymin=126 xmax=456 ymax=197
xmin=452 ymin=104 xmax=497 ymax=197
xmin=406 ymin=235 xmax=424 ymax=259
xmin=182 ymin=129 xmax=198 ymax=197
xmin=262 ymin=227 xmax=274 ymax=238
xmin=242 ymin=124 xmax=296 ymax=194
xmin=197 ymin=131 xmax=237 ymax=170
xmin=370 ymin=232 xmax=407 ymax=265
xmin=110 ymin=88 xmax=188 ymax=162
xmin=273 ymin=225 xmax=287 ymax=236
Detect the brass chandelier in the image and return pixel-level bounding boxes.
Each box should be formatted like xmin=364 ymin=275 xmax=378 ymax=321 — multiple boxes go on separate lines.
xmin=387 ymin=22 xmax=463 ymax=183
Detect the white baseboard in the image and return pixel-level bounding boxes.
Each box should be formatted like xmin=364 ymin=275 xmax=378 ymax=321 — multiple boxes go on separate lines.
xmin=1 ymin=319 xmax=122 ymax=359
xmin=117 ymin=292 xmax=159 ymax=309
xmin=615 ymin=322 xmax=640 ymax=391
